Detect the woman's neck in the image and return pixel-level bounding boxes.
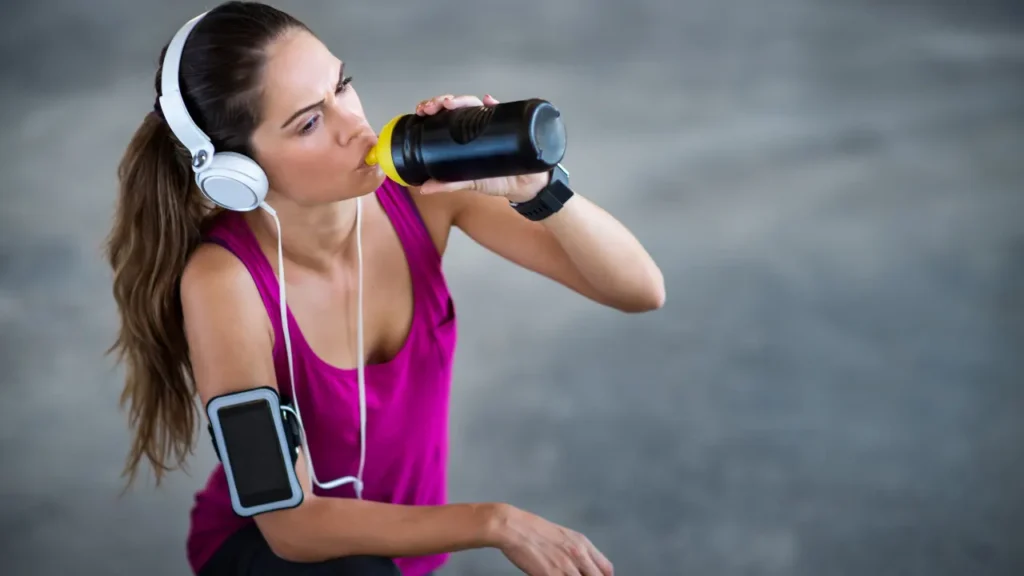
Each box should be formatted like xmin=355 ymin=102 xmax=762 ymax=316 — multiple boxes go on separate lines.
xmin=247 ymin=193 xmax=362 ymax=274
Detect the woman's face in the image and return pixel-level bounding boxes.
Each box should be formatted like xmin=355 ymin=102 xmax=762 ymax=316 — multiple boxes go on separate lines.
xmin=250 ymin=29 xmax=385 ymax=205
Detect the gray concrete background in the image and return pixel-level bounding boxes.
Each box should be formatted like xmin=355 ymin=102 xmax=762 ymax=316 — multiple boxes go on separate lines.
xmin=1 ymin=0 xmax=1023 ymax=574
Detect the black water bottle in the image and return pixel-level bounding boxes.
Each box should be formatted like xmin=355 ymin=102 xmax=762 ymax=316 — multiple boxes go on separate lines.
xmin=364 ymin=98 xmax=567 ymax=186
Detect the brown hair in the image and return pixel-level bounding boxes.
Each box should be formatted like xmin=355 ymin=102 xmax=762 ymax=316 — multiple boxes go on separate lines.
xmin=105 ymin=1 xmax=308 ymax=487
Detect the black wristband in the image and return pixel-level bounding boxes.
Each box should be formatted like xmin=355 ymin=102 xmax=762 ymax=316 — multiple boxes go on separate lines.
xmin=510 ymin=164 xmax=573 ymax=221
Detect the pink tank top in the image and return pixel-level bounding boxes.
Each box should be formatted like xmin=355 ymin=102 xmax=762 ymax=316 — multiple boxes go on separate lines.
xmin=185 ymin=179 xmax=457 ymax=576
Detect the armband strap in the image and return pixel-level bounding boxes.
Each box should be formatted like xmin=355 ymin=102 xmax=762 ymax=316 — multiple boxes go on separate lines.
xmin=207 ymin=397 xmax=302 ymax=465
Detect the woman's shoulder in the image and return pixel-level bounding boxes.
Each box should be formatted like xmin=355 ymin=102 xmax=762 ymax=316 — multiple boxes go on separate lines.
xmin=180 ymin=241 xmax=275 ymax=351
xmin=188 ymin=210 xmax=274 ymax=300
xmin=181 ymin=242 xmax=261 ymax=312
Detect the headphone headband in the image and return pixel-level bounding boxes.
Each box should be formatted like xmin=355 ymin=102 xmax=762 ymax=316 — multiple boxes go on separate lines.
xmin=155 ymin=10 xmax=269 ymax=212
xmin=158 ymin=12 xmax=215 ymax=172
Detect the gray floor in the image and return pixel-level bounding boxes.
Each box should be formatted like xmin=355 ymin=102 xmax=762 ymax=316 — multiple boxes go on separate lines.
xmin=1 ymin=0 xmax=1023 ymax=574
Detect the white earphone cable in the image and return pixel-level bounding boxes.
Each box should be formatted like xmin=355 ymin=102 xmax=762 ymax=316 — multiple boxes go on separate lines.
xmin=355 ymin=196 xmax=367 ymax=495
xmin=259 ymin=198 xmax=366 ymax=499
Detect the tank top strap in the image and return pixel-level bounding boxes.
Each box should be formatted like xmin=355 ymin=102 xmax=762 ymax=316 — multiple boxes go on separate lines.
xmin=375 ymin=178 xmax=454 ymax=325
xmin=201 ymin=211 xmax=293 ymax=398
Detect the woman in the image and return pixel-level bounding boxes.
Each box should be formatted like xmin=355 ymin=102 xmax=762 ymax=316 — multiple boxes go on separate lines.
xmin=106 ymin=1 xmax=664 ymax=575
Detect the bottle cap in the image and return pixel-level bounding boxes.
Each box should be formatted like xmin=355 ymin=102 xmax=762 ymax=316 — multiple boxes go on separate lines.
xmin=365 ymin=114 xmax=409 ymax=187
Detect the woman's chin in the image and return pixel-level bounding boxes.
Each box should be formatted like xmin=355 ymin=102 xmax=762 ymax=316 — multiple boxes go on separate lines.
xmin=364 ymin=164 xmax=388 ymax=188
xmin=342 ymin=167 xmax=387 ymax=199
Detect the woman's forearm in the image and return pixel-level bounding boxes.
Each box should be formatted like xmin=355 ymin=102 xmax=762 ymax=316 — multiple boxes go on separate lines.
xmin=540 ymin=193 xmax=665 ymax=311
xmin=265 ymin=496 xmax=505 ymax=562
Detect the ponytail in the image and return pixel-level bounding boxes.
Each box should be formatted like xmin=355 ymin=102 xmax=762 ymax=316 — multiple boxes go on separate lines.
xmin=105 ymin=111 xmax=212 ymax=487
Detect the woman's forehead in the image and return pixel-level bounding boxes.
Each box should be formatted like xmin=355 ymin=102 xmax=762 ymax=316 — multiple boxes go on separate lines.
xmin=261 ymin=30 xmax=340 ymax=121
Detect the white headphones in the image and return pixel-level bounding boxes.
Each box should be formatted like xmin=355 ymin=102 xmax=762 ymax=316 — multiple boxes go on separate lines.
xmin=160 ymin=12 xmax=369 ymax=499
xmin=158 ymin=12 xmax=270 ymax=212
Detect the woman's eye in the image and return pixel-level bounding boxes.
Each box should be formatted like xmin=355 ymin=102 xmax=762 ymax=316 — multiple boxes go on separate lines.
xmin=299 ymin=76 xmax=352 ymax=136
xmin=300 ymin=115 xmax=320 ymax=135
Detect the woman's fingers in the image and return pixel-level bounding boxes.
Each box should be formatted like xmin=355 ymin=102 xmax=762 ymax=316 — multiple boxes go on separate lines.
xmin=416 ymin=94 xmax=488 ymax=115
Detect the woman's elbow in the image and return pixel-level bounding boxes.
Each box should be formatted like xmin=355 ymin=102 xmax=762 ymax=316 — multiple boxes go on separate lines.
xmin=645 ymin=272 xmax=667 ymax=310
xmin=624 ymin=292 xmax=665 ymax=313
xmin=260 ymin=520 xmax=307 ymax=561
xmin=614 ymin=272 xmax=666 ymax=313
xmin=265 ymin=527 xmax=350 ymax=563
xmin=637 ymin=266 xmax=667 ymax=311
xmin=258 ymin=502 xmax=347 ymax=562
xmin=271 ymin=541 xmax=344 ymax=564
xmin=266 ymin=536 xmax=307 ymax=563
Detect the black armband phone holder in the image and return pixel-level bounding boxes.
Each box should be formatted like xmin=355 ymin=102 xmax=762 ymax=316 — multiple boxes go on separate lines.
xmin=207 ymin=399 xmax=302 ymax=465
xmin=205 ymin=387 xmax=305 ymax=517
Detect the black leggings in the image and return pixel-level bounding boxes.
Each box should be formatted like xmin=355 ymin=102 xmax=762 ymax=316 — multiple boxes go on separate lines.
xmin=199 ymin=524 xmax=403 ymax=576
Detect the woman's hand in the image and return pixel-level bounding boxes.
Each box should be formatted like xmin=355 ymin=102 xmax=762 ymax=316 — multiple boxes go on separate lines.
xmin=490 ymin=504 xmax=614 ymax=576
xmin=413 ymin=94 xmax=550 ymax=203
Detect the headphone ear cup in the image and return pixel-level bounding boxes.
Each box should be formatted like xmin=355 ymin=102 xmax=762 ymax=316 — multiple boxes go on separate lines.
xmin=195 ymin=151 xmax=269 ymax=211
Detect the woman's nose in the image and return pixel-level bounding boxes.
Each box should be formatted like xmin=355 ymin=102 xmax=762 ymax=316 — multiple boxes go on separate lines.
xmin=326 ymin=99 xmax=367 ymax=145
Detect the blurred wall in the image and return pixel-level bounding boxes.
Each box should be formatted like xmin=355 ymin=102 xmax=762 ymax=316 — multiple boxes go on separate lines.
xmin=1 ymin=0 xmax=1022 ymax=574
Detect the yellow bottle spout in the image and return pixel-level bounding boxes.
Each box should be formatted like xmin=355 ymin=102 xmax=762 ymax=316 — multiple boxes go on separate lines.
xmin=365 ymin=114 xmax=409 ymax=187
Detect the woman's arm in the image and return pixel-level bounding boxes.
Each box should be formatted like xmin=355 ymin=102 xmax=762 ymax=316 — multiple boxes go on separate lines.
xmin=422 ymin=186 xmax=666 ymax=313
xmin=180 ymin=243 xmax=498 ymax=561
xmin=410 ymin=93 xmax=665 ymax=313
xmin=274 ymin=498 xmax=499 ymax=561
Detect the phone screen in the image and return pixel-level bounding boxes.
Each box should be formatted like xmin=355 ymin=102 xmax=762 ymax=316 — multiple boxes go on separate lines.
xmin=219 ymin=399 xmax=293 ymax=508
